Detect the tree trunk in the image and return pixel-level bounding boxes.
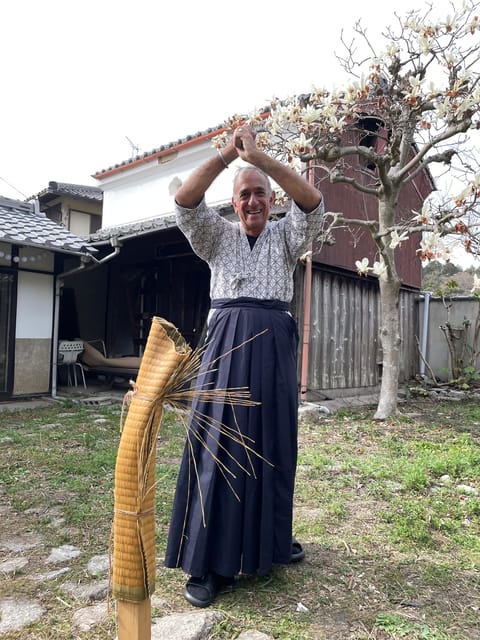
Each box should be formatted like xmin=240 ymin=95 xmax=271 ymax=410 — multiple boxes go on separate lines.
xmin=373 ymin=264 xmax=402 ymax=420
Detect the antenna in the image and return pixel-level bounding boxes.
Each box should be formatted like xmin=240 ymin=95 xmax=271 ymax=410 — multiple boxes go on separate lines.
xmin=126 ymin=136 xmax=140 ymax=159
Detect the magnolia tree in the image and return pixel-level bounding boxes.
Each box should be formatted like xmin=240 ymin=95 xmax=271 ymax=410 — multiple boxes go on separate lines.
xmin=216 ymin=0 xmax=480 ymax=420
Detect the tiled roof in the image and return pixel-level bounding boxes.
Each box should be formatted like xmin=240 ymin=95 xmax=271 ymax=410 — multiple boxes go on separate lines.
xmin=37 ymin=181 xmax=103 ymax=202
xmin=88 ymin=204 xmax=236 ymax=244
xmin=92 ymin=107 xmax=270 ymax=179
xmin=89 ymin=214 xmax=178 ymax=243
xmin=92 ymin=124 xmax=229 ymax=179
xmin=0 ymin=196 xmax=96 ymax=255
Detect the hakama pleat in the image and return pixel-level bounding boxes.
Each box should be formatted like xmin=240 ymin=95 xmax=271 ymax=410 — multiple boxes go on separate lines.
xmin=164 ymin=299 xmax=299 ymax=577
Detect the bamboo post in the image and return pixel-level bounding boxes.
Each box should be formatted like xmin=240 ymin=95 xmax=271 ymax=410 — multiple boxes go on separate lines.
xmin=112 ymin=317 xmax=190 ymax=639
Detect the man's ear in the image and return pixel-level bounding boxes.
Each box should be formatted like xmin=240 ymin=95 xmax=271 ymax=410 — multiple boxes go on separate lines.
xmin=231 ymin=196 xmax=238 ymax=213
xmin=270 ymin=190 xmax=276 ymax=206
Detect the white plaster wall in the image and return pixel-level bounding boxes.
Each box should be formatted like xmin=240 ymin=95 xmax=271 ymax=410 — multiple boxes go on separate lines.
xmin=70 ymin=211 xmax=92 ymax=237
xmin=98 ymin=141 xmax=252 ymax=228
xmin=16 ymin=271 xmax=54 ymax=339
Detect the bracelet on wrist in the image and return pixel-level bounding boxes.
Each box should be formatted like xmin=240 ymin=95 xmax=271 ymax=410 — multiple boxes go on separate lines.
xmin=218 ymin=149 xmax=229 ymax=169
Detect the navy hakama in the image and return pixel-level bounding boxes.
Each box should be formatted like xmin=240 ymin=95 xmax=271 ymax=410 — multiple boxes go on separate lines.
xmin=164 ymin=298 xmax=299 ymax=577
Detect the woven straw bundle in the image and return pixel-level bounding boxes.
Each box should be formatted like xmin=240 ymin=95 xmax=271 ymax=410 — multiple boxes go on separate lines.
xmin=112 ymin=316 xmax=190 ymax=602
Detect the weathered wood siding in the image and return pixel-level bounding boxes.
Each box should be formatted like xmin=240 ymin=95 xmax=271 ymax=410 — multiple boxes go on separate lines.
xmin=293 ymin=265 xmax=420 ymax=397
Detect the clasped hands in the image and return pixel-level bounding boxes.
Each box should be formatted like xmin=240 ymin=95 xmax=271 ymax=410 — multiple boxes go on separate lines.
xmin=230 ymin=125 xmax=259 ymax=162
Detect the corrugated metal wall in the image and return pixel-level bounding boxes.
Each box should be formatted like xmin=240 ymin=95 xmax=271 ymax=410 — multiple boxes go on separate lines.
xmin=293 ymin=266 xmax=420 ymax=397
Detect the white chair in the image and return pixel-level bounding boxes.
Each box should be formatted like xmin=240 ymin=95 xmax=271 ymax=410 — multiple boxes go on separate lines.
xmin=57 ymin=340 xmax=86 ymax=388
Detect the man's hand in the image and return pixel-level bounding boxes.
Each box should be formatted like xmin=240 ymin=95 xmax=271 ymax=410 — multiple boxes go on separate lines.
xmin=233 ymin=125 xmax=258 ymax=161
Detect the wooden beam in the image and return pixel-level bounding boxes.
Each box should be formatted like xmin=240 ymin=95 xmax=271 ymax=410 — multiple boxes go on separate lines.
xmin=117 ymin=599 xmax=151 ymax=640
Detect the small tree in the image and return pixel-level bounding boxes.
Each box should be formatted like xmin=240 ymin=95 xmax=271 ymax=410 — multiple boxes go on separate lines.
xmin=220 ymin=1 xmax=480 ymax=419
xmin=439 ymin=274 xmax=480 ymax=386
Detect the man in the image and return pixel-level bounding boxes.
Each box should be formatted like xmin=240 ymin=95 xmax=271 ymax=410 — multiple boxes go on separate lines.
xmin=164 ymin=125 xmax=323 ymax=607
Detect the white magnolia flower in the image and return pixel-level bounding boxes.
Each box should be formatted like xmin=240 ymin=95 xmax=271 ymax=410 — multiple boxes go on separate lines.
xmin=472 ymin=88 xmax=480 ymax=103
xmin=454 ymin=185 xmax=472 ymax=204
xmin=457 ymin=70 xmax=471 ymax=86
xmin=412 ymin=202 xmax=432 ymax=224
xmin=420 ymin=232 xmax=445 ymax=253
xmin=384 ymin=43 xmax=400 ymax=58
xmin=309 ymin=86 xmax=329 ymax=102
xmin=389 ymin=230 xmax=409 ymax=249
xmin=444 ymin=52 xmax=458 ymax=68
xmin=301 ymin=105 xmax=321 ymax=125
xmin=455 ymin=173 xmax=480 ymax=204
xmin=455 ymin=96 xmax=475 ymax=117
xmin=286 ymin=132 xmax=314 ymax=156
xmin=418 ymin=33 xmax=432 ymax=54
xmin=468 ymin=15 xmax=480 ymax=33
xmin=372 ymin=260 xmax=387 ymax=276
xmin=435 ymin=97 xmax=454 ymax=118
xmin=426 ymin=81 xmax=441 ymax=98
xmin=409 ymin=75 xmax=424 ymax=92
xmin=355 ymin=257 xmax=369 ymax=275
xmin=404 ymin=17 xmax=421 ymax=31
xmin=443 ymin=13 xmax=458 ymax=32
xmin=471 ymin=173 xmax=480 ymax=190
xmin=328 ymin=116 xmax=345 ymax=133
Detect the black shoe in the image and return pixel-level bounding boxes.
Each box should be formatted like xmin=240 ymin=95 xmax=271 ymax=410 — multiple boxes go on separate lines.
xmin=183 ymin=573 xmax=234 ymax=607
xmin=291 ymin=537 xmax=305 ymax=563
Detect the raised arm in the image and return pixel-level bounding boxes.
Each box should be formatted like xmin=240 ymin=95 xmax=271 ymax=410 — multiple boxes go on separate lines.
xmin=233 ymin=126 xmax=322 ymax=213
xmin=175 ymin=124 xmax=322 ymax=212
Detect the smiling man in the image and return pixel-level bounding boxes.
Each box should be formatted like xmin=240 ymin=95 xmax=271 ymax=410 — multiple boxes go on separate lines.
xmin=164 ymin=125 xmax=324 ymax=607
xmin=232 ymin=166 xmax=274 ymax=237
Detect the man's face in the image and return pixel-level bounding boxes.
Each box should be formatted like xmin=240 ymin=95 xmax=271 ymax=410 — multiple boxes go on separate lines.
xmin=232 ymin=169 xmax=276 ymax=237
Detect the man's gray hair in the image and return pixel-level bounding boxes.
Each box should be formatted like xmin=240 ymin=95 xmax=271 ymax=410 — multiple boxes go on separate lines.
xmin=233 ymin=165 xmax=273 ymax=195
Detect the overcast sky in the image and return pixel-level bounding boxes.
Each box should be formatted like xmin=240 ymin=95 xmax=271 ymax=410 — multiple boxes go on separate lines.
xmin=0 ymin=0 xmax=461 ymax=202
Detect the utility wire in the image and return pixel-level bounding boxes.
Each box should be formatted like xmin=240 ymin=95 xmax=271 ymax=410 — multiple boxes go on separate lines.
xmin=0 ymin=176 xmax=28 ymax=199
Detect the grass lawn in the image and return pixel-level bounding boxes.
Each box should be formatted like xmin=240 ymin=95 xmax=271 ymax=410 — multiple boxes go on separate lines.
xmin=0 ymin=394 xmax=479 ymax=639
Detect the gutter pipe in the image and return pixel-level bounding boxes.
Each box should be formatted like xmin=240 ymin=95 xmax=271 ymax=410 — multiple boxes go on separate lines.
xmin=419 ymin=290 xmax=431 ymax=378
xmin=300 ymin=163 xmax=315 ymax=402
xmin=300 ymin=247 xmax=313 ymax=401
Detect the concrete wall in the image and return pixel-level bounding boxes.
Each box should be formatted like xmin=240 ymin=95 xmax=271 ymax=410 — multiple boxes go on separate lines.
xmin=419 ymin=295 xmax=480 ymax=381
